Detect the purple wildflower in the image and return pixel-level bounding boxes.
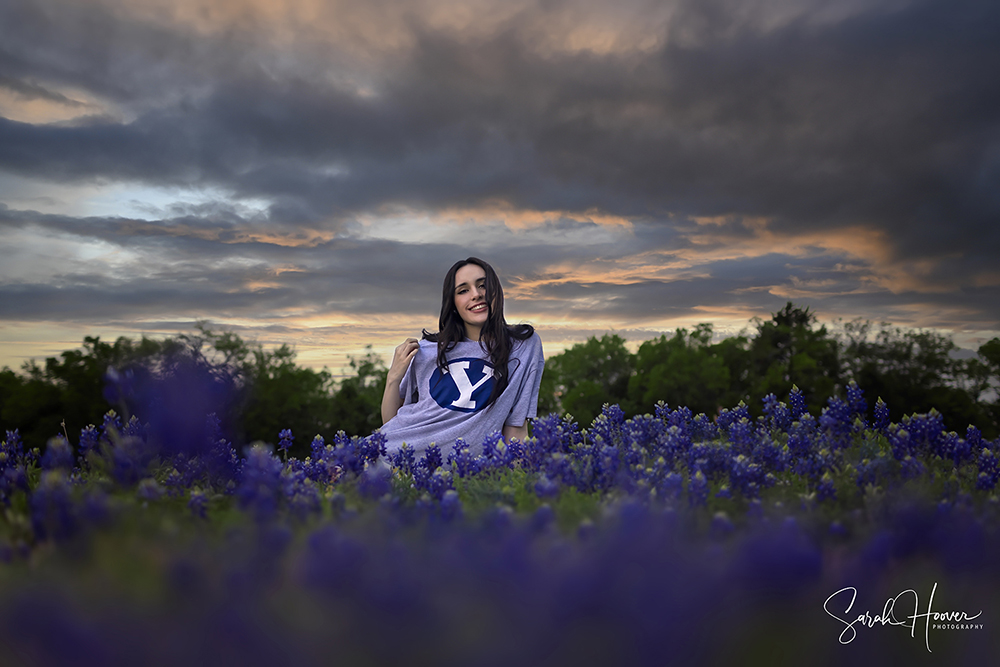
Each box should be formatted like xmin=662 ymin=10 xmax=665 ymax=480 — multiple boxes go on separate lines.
xmin=873 ymin=398 xmax=890 ymax=433
xmin=688 ymin=470 xmax=708 ymax=507
xmin=278 ymin=429 xmax=294 ymax=458
xmin=236 ymin=444 xmax=284 ymax=522
xmin=788 ymin=385 xmax=808 ymax=421
xmin=188 ymin=488 xmax=208 ymax=518
xmin=41 ymin=436 xmax=75 ymax=471
xmin=30 ymin=471 xmax=76 ymax=541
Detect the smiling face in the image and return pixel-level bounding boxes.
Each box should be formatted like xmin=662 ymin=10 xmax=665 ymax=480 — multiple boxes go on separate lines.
xmin=453 ymin=263 xmax=489 ymax=340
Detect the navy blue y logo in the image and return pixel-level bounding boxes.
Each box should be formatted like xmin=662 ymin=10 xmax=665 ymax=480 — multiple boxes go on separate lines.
xmin=430 ymin=357 xmax=495 ymax=412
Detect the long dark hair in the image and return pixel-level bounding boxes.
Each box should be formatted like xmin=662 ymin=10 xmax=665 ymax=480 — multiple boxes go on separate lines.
xmin=422 ymin=257 xmax=534 ymax=407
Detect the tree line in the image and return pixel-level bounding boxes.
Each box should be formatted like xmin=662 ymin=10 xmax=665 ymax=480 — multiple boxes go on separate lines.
xmin=0 ymin=326 xmax=387 ymax=459
xmin=540 ymin=303 xmax=1000 ymax=437
xmin=2 ymin=304 xmax=999 ymax=456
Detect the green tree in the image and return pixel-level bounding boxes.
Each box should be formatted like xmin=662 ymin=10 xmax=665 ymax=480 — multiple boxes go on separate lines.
xmin=627 ymin=324 xmax=730 ymax=416
xmin=540 ymin=334 xmax=633 ymax=426
xmin=841 ymin=322 xmax=995 ymax=435
xmin=329 ymin=347 xmax=388 ymax=438
xmin=240 ymin=344 xmax=336 ymax=454
xmin=971 ymin=338 xmax=1000 ymax=435
xmin=746 ymin=303 xmax=840 ymax=415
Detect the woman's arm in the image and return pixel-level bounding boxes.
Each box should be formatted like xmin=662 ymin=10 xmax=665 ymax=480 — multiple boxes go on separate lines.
xmin=381 ymin=338 xmax=420 ymax=424
xmin=502 ymin=422 xmax=529 ymax=443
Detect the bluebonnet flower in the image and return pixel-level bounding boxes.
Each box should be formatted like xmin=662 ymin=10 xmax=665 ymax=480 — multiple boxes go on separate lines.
xmin=329 ymin=431 xmax=362 ymax=476
xmin=716 ymin=403 xmax=748 ymax=435
xmin=855 ymin=457 xmax=889 ymax=490
xmin=505 ymin=436 xmax=526 ymax=463
xmin=786 ymin=414 xmax=817 ymax=460
xmin=727 ymin=417 xmax=758 ymax=455
xmin=977 ymin=448 xmax=999 ymax=491
xmin=762 ymin=393 xmax=792 ymax=433
xmin=358 ymin=464 xmax=392 ymax=500
xmin=658 ymin=425 xmax=693 ymax=469
xmin=590 ymin=404 xmax=626 ymax=446
xmin=793 ymin=446 xmax=834 ymax=483
xmin=939 ymin=431 xmax=972 ymax=467
xmin=109 ymin=436 xmax=155 ymax=487
xmin=277 ymin=429 xmax=294 ymax=459
xmin=426 ymin=468 xmax=455 ymax=501
xmin=287 ymin=478 xmax=323 ymax=520
xmin=666 ymin=405 xmax=694 ymax=433
xmin=78 ymin=425 xmax=100 ymax=461
xmin=188 ymin=488 xmax=208 ymax=518
xmin=530 ymin=413 xmax=581 ymax=458
xmin=41 ymin=436 xmax=75 ymax=471
xmin=900 ymin=411 xmax=946 ymax=458
xmin=534 ymin=474 xmax=560 ymax=499
xmin=750 ymin=434 xmax=787 ymax=473
xmin=310 ymin=434 xmax=326 ymax=460
xmin=30 ymin=471 xmax=76 ymax=541
xmin=3 ymin=429 xmax=24 ymax=462
xmin=887 ymin=424 xmax=912 ymax=460
xmin=123 ymin=415 xmax=144 ymax=438
xmin=389 ymin=443 xmax=416 ymax=475
xmin=655 ymin=470 xmax=684 ymax=503
xmin=816 ymin=472 xmax=836 ymax=502
xmin=358 ymin=430 xmax=387 ymax=465
xmin=846 ymin=381 xmax=867 ymax=418
xmin=687 ymin=442 xmax=731 ymax=481
xmin=729 ymin=454 xmax=768 ymax=499
xmin=448 ymin=441 xmax=481 ymax=478
xmin=788 ymin=385 xmax=808 ymax=421
xmin=543 ymin=452 xmax=578 ymax=489
xmin=595 ymin=445 xmax=621 ymax=491
xmin=900 ymin=455 xmax=925 ymax=481
xmin=439 ymin=489 xmax=463 ymax=522
xmin=688 ymin=470 xmax=708 ymax=507
xmin=819 ymin=396 xmax=854 ymax=450
xmin=873 ymin=398 xmax=890 ymax=433
xmin=966 ymin=426 xmax=983 ymax=451
xmin=420 ymin=444 xmax=443 ymax=473
xmin=690 ymin=413 xmax=719 ymax=442
xmin=1 ymin=464 xmax=29 ymax=505
xmin=101 ymin=410 xmax=122 ymax=442
xmin=480 ymin=431 xmax=513 ymax=469
xmin=236 ymin=444 xmax=284 ymax=522
xmin=624 ymin=413 xmax=666 ymax=455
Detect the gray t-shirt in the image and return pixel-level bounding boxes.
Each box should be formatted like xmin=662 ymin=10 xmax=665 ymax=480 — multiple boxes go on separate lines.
xmin=380 ymin=332 xmax=544 ymax=457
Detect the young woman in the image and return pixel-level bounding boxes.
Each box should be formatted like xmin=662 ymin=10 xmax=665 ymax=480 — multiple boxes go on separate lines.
xmin=379 ymin=257 xmax=544 ymax=457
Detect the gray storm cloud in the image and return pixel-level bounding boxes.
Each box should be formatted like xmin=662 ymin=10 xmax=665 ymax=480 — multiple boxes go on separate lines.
xmin=0 ymin=0 xmax=998 ymax=344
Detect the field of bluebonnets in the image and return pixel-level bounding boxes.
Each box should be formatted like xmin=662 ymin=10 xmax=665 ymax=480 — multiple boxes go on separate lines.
xmin=1 ymin=376 xmax=998 ymax=666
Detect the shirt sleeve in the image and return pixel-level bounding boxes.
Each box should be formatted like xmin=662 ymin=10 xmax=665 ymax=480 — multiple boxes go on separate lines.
xmin=504 ymin=334 xmax=545 ymax=427
xmin=398 ymin=355 xmax=419 ymax=406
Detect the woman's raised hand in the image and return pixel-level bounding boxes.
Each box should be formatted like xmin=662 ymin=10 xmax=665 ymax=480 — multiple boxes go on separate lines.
xmin=387 ymin=338 xmax=419 ymax=383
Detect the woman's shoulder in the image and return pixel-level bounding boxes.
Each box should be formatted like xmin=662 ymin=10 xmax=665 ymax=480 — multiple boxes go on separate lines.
xmin=511 ymin=328 xmax=542 ymax=355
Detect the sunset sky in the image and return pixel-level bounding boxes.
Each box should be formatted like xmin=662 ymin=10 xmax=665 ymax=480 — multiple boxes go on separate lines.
xmin=2 ymin=0 xmax=998 ymax=376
